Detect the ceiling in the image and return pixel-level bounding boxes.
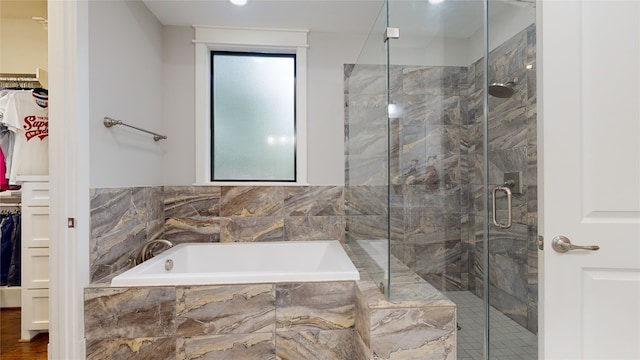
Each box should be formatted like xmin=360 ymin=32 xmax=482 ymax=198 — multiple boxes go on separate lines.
xmin=0 ymin=0 xmax=532 ymax=39
xmin=143 ymin=0 xmax=386 ymax=35
xmin=142 ymin=0 xmax=525 ymax=39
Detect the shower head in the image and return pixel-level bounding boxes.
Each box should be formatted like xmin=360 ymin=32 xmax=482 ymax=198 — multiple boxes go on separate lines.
xmin=488 ymin=78 xmax=518 ymax=98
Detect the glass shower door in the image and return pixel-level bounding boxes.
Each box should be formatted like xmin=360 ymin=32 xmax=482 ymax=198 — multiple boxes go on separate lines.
xmin=385 ymin=0 xmax=488 ymax=356
xmin=486 ymin=1 xmax=537 ymax=359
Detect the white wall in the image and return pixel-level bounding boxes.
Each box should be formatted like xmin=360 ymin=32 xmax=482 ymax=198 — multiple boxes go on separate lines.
xmin=0 ymin=18 xmax=48 ymax=73
xmin=89 ymin=0 xmax=165 ymax=188
xmin=160 ymin=26 xmax=195 ymax=186
xmin=0 ymin=1 xmax=48 ymax=74
xmin=390 ymin=35 xmax=471 ymax=67
xmin=306 ymin=32 xmax=367 ymax=185
xmin=467 ymin=4 xmax=535 ymax=65
xmin=388 ymin=4 xmax=535 ymax=67
xmin=87 ymin=1 xmax=533 ymax=188
xmin=160 ymin=28 xmax=366 ymax=186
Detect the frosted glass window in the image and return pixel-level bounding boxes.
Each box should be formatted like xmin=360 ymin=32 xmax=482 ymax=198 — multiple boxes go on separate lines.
xmin=212 ymin=52 xmax=296 ymax=181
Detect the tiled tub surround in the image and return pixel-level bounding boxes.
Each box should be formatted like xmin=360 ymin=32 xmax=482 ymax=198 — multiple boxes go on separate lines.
xmin=344 ymin=24 xmax=537 ymax=333
xmin=88 ymin=184 xmax=457 ymax=359
xmin=90 ymin=185 xmax=345 ymax=283
xmin=89 ymin=187 xmax=165 ymax=282
xmin=85 ymin=250 xmax=457 ymax=360
xmin=85 ymin=281 xmax=358 ymax=359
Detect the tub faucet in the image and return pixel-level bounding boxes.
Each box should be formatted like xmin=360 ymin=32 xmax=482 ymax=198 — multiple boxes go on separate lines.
xmin=134 ymin=239 xmax=173 ymax=266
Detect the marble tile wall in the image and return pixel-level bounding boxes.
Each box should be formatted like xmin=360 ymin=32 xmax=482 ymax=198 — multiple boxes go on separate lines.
xmin=396 ymin=65 xmax=466 ymax=293
xmin=344 ymin=24 xmax=537 ymax=333
xmin=89 ymin=187 xmax=164 ymax=283
xmin=90 ymin=185 xmax=346 ymax=283
xmin=164 ymin=185 xmax=345 ymax=244
xmin=344 ymin=63 xmax=467 ymax=293
xmin=84 ymin=281 xmax=358 ymax=359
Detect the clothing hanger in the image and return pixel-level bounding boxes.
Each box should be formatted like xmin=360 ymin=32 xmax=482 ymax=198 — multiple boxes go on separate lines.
xmin=32 ymin=91 xmax=48 ymax=100
xmin=31 ymin=88 xmax=49 ymax=108
xmin=32 ymin=87 xmax=48 ymax=96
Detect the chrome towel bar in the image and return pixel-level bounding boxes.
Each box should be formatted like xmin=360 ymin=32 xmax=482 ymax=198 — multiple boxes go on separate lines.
xmin=103 ymin=117 xmax=167 ymax=141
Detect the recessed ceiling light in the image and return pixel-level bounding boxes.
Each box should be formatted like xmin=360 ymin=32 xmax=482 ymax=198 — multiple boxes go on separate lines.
xmin=230 ymin=0 xmax=248 ymax=6
xmin=429 ymin=0 xmax=445 ymax=4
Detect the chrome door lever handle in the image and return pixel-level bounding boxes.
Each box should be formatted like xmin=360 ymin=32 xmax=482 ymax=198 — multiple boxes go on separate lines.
xmin=551 ymin=235 xmax=600 ymax=253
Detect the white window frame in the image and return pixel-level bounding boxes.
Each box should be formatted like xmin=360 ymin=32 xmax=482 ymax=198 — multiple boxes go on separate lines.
xmin=193 ymin=26 xmax=308 ymax=185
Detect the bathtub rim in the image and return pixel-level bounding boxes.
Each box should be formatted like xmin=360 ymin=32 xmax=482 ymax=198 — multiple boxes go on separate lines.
xmin=110 ymin=240 xmax=360 ymax=287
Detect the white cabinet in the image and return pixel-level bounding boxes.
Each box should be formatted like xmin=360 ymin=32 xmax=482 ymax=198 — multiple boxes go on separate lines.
xmin=21 ymin=182 xmax=49 ymax=206
xmin=21 ymin=289 xmax=49 ymax=331
xmin=20 ymin=181 xmax=49 ymax=341
xmin=21 ymin=207 xmax=50 ymax=248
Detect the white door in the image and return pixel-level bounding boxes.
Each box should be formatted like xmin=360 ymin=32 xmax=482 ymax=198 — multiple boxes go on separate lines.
xmin=540 ymin=1 xmax=640 ymax=359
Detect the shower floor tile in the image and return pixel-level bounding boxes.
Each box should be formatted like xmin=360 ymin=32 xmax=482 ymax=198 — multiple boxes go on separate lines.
xmin=445 ymin=291 xmax=537 ymax=360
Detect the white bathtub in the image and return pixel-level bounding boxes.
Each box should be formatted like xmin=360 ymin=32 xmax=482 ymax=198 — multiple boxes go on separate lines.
xmin=111 ymin=240 xmax=360 ymax=287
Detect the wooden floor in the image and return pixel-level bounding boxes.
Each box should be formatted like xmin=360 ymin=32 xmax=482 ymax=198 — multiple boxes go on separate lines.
xmin=0 ymin=308 xmax=48 ymax=360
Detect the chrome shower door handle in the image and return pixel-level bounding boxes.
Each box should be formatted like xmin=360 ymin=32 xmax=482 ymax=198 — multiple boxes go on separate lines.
xmin=551 ymin=235 xmax=600 ymax=253
xmin=492 ymin=186 xmax=512 ymax=229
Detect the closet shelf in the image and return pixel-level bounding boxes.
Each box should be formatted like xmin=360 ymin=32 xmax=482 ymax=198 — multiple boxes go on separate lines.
xmin=15 ymin=175 xmax=49 ymax=183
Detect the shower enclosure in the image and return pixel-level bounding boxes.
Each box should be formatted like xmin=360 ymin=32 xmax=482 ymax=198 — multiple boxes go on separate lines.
xmin=345 ymin=1 xmax=537 ymax=359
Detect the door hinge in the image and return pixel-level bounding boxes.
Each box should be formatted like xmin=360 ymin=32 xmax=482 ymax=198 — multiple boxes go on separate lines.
xmin=385 ymin=27 xmax=400 ymax=41
xmin=68 ymin=217 xmax=76 ymax=228
xmin=538 ymin=235 xmax=544 ymax=250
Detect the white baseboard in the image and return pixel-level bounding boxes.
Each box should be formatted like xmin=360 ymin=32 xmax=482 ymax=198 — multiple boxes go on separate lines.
xmin=0 ymin=286 xmax=22 ymax=308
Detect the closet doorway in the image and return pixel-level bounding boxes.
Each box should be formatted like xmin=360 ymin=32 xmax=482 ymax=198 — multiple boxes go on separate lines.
xmin=0 ymin=1 xmax=50 ymax=358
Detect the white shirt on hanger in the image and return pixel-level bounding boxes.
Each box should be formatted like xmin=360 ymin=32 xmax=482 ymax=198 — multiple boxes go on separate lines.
xmin=0 ymin=90 xmax=48 ymax=183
